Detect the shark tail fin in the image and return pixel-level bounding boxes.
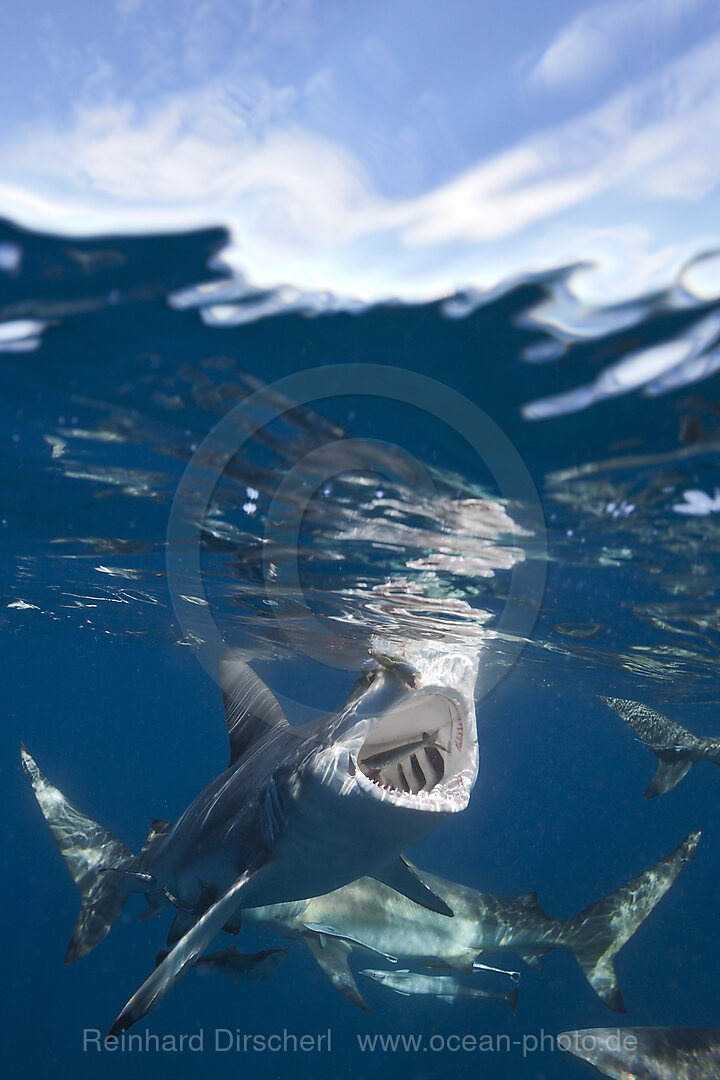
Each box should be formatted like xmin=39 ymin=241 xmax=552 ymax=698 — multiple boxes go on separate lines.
xmin=21 ymin=743 xmax=142 ymax=962
xmin=599 ymin=697 xmax=697 ymax=798
xmin=561 ymin=831 xmax=700 ymax=1012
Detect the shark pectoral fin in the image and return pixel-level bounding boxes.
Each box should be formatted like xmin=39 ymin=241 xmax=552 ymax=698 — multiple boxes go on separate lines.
xmin=302 ymin=923 xmax=397 ymax=963
xmin=372 ymin=856 xmax=454 ymax=917
xmin=645 ymin=752 xmax=694 ymax=799
xmin=303 ymin=933 xmax=371 ymax=1013
xmin=438 ymin=995 xmax=455 ymax=1004
xmin=108 ymin=869 xmax=253 ymax=1038
xmin=218 ymin=653 xmax=290 ymax=767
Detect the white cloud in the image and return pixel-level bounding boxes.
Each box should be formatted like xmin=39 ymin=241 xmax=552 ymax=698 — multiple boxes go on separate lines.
xmin=2 ymin=31 xmax=720 ymax=305
xmin=527 ymin=0 xmax=713 ymax=93
xmin=386 ymin=31 xmax=720 ymax=250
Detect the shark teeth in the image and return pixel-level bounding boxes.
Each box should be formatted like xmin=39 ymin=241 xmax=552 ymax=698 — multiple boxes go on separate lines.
xmin=352 ymin=760 xmax=468 ymax=813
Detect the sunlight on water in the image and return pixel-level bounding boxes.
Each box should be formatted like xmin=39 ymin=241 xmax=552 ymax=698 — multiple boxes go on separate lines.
xmin=2 ymin=220 xmax=719 ymax=708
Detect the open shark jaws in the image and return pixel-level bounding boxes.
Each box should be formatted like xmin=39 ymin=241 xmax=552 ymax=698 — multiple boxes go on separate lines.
xmin=23 ymin=713 xmax=698 ymax=1020
xmin=22 ymin=641 xmax=479 ymax=1035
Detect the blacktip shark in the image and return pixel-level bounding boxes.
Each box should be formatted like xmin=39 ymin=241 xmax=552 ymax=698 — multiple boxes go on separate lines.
xmin=22 ymin=644 xmax=479 ymax=1035
xmin=559 ymin=1027 xmax=720 ymax=1079
xmin=359 ymin=969 xmax=519 ymax=1011
xmin=601 ymin=697 xmax=720 ymax=798
xmin=231 ymin=831 xmax=699 ymax=1013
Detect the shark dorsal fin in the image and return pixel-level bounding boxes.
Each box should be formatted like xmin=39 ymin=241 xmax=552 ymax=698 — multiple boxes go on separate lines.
xmin=518 ymin=890 xmax=547 ymax=916
xmin=218 ymin=654 xmax=289 ymax=767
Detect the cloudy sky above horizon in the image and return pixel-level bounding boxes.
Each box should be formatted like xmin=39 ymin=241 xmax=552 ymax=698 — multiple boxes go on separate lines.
xmin=2 ymin=0 xmax=720 ymax=305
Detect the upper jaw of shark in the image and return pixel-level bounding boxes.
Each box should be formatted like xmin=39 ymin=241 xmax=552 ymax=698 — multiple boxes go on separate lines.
xmin=343 ymin=654 xmax=478 ymax=814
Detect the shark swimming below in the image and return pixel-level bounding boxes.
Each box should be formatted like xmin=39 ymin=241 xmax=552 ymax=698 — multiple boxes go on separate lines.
xmin=601 ymin=696 xmax=720 ymax=798
xmin=559 ymin=1027 xmax=720 ymax=1079
xmin=22 ymin=647 xmax=479 ymax=1035
xmin=155 ymin=945 xmax=288 ymax=984
xmin=213 ymin=831 xmax=700 ymax=1013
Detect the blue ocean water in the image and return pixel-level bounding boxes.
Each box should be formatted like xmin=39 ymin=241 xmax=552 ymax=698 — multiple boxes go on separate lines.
xmin=3 ymin=215 xmax=720 ymax=1080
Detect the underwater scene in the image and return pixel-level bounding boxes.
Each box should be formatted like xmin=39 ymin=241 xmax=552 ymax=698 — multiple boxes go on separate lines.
xmin=4 ymin=214 xmax=720 ymax=1080
xmin=4 ymin=3 xmax=720 ymax=1079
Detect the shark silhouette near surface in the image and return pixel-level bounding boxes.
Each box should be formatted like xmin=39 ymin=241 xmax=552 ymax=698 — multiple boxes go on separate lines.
xmin=601 ymin=697 xmax=720 ymax=797
xmin=560 ymin=1027 xmax=720 ymax=1079
xmin=22 ymin=647 xmax=479 ymax=1035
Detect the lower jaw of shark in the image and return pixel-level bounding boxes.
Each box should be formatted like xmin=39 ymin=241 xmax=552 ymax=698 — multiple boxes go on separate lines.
xmin=352 ymin=690 xmax=474 ymax=813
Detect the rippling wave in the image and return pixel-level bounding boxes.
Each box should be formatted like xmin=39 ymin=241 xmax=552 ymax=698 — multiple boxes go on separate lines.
xmin=2 ymin=215 xmax=719 ymax=706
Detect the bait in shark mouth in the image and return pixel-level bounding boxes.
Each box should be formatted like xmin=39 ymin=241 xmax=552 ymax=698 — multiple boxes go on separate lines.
xmin=21 ymin=644 xmax=479 ymax=1035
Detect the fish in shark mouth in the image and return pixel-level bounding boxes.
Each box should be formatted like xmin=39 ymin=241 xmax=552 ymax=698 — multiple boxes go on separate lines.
xmin=354 ymin=680 xmax=470 ymax=808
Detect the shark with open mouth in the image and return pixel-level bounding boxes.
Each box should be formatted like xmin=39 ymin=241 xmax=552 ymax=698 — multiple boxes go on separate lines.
xmin=22 ymin=643 xmax=479 ymax=1035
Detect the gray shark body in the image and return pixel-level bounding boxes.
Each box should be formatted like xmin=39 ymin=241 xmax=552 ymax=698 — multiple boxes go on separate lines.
xmin=238 ymin=831 xmax=699 ymax=1013
xmin=22 ymin=647 xmax=479 ymax=1034
xmin=601 ymin=697 xmax=720 ymax=797
xmin=359 ymin=968 xmax=519 ymax=1010
xmin=560 ymin=1027 xmax=720 ymax=1079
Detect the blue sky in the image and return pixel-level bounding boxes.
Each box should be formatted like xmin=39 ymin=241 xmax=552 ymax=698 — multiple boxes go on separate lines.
xmin=2 ymin=0 xmax=720 ymax=306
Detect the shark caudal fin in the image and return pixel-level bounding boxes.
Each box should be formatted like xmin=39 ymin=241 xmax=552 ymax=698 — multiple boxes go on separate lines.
xmin=561 ymin=831 xmax=700 ymax=1012
xmin=21 ymin=744 xmax=145 ymax=962
xmin=599 ymin=697 xmax=699 ymax=798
